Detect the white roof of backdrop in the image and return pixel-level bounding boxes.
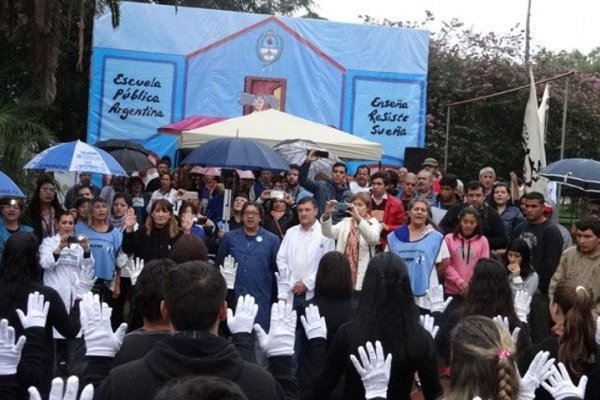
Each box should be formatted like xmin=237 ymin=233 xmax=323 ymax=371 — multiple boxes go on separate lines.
xmin=179 ymin=109 xmax=383 ymax=161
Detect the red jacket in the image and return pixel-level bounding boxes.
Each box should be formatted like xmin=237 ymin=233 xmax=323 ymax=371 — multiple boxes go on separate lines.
xmin=377 ymin=195 xmax=406 ymax=249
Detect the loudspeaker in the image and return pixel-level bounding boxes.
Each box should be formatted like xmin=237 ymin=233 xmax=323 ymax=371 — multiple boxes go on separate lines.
xmin=403 ymin=147 xmax=428 ymax=173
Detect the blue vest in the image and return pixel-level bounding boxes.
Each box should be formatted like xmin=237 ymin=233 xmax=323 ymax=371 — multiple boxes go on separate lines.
xmin=387 ymin=227 xmax=443 ymax=297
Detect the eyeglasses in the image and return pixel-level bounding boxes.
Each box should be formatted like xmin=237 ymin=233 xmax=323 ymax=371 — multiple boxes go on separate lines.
xmin=40 ymin=187 xmax=55 ymax=192
xmin=243 ymin=211 xmax=260 ymax=217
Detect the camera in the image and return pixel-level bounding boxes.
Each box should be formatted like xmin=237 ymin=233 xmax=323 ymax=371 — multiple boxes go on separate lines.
xmin=67 ymin=235 xmax=85 ymax=244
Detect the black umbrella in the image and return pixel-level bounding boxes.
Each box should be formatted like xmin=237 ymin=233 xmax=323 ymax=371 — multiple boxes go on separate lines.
xmin=95 ymin=139 xmax=153 ymax=174
xmin=539 ymin=158 xmax=600 ymax=193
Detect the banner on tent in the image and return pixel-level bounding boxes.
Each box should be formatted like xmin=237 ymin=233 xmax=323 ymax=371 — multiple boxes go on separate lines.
xmin=89 ymin=2 xmax=429 ymax=164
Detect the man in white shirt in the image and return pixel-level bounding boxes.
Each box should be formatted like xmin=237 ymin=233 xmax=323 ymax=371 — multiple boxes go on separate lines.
xmin=349 ymin=164 xmax=371 ymax=194
xmin=276 ymin=196 xmax=335 ymax=307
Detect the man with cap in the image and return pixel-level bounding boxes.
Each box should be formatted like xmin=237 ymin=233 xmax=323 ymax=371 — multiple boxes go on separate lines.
xmin=422 ymin=157 xmax=441 ymax=193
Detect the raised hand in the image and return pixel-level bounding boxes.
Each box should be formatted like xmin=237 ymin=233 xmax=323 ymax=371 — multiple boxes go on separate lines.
xmin=80 ymin=293 xmax=127 ymax=357
xmin=16 ymin=292 xmax=50 ymax=329
xmin=519 ymin=351 xmax=555 ymax=400
xmin=254 ymin=301 xmax=296 ymax=357
xmin=125 ymin=257 xmax=144 ymax=286
xmin=419 ymin=314 xmax=439 ymax=339
xmin=514 ymin=290 xmax=532 ymax=323
xmin=219 ymin=255 xmax=237 ymax=290
xmin=0 ymin=319 xmax=26 ymax=375
xmin=301 ymin=304 xmax=327 ymax=340
xmin=29 ymin=376 xmax=94 ymax=400
xmin=74 ymin=263 xmax=96 ymax=299
xmin=492 ymin=315 xmax=521 ymax=345
xmin=541 ymin=363 xmax=587 ymax=400
xmin=426 ymin=284 xmax=452 ymax=313
xmin=227 ymin=295 xmax=258 ymax=334
xmin=350 ymin=341 xmax=392 ymax=400
xmin=275 ymin=267 xmax=293 ymax=301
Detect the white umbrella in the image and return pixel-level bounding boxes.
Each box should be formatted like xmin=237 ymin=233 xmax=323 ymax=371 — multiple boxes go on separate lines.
xmin=273 ymin=139 xmax=341 ymax=179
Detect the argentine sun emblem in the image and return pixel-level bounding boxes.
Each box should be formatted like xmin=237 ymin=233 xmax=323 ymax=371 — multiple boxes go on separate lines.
xmin=256 ymin=29 xmax=283 ymax=70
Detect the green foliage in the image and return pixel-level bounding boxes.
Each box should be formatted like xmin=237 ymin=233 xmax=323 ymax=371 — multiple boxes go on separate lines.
xmin=363 ymin=13 xmax=600 ymax=181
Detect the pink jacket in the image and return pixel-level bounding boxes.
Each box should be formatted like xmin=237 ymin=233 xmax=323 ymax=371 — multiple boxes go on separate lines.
xmin=443 ymin=233 xmax=489 ymax=295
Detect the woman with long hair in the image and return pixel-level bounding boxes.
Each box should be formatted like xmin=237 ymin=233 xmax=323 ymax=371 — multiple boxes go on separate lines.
xmin=489 ymin=181 xmax=524 ymax=238
xmin=386 ymin=198 xmax=449 ymax=311
xmin=146 ymin=173 xmax=177 ymax=213
xmin=23 ymin=177 xmax=64 ymax=241
xmin=123 ymin=199 xmax=181 ymax=263
xmin=519 ymin=280 xmax=599 ymax=400
xmin=313 ymin=252 xmax=442 ymax=400
xmin=321 ymin=193 xmax=382 ymax=293
xmin=0 ymin=232 xmax=81 ymax=397
xmin=505 ymin=238 xmax=539 ymax=297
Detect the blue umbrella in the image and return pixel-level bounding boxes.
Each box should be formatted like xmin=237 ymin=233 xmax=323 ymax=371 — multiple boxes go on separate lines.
xmin=181 ymin=137 xmax=289 ymax=172
xmin=539 ymin=158 xmax=600 ymax=193
xmin=24 ymin=140 xmax=128 ymax=176
xmin=0 ymin=171 xmax=25 ymax=198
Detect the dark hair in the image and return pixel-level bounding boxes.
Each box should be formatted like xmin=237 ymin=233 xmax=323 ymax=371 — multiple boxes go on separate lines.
xmin=233 ymin=192 xmax=249 ymax=201
xmin=352 ymin=253 xmax=422 ymax=360
xmin=112 ymin=192 xmax=133 ymax=210
xmin=385 ymin=169 xmax=400 ymax=187
xmin=447 ymin=316 xmax=518 ymax=400
xmin=55 ymin=209 xmax=75 ymax=222
xmin=76 ymin=184 xmax=93 ymax=195
xmin=466 ymin=180 xmax=485 ymax=193
xmin=575 ymin=217 xmax=600 ymax=238
xmin=314 ymin=251 xmax=353 ymax=300
xmin=179 ymin=200 xmax=198 ymax=216
xmin=288 ymin=163 xmax=301 ymax=172
xmin=297 ymin=196 xmax=318 ymax=209
xmin=169 ymin=235 xmax=208 ymax=263
xmin=454 ymin=206 xmax=483 ymax=239
xmin=74 ymin=197 xmax=92 ymax=209
xmin=332 ymin=162 xmax=347 ymax=174
xmin=241 ymin=201 xmax=263 ymax=219
xmin=24 ymin=177 xmax=63 ymax=235
xmin=505 ymin=239 xmax=533 ymax=279
xmin=153 ymin=375 xmax=247 ymax=400
xmin=522 ymin=191 xmax=545 ymax=204
xmin=440 ymin=174 xmax=458 ymax=189
xmin=0 ymin=232 xmax=42 ymax=300
xmin=463 ymin=259 xmax=520 ymax=330
xmin=163 ymin=261 xmax=227 ymax=331
xmin=128 ymin=176 xmax=145 ymax=191
xmin=129 ymin=258 xmax=176 ymax=328
xmin=370 ymin=171 xmax=388 ymax=185
xmin=553 ymin=280 xmax=596 ymax=377
xmin=488 ymin=181 xmax=512 ymax=209
xmin=354 ymin=164 xmax=370 ymax=177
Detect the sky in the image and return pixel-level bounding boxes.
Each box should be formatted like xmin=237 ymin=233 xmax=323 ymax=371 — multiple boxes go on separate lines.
xmin=313 ymin=0 xmax=599 ymax=54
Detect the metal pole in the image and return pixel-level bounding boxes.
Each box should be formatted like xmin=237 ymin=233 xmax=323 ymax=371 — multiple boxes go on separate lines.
xmin=556 ymin=76 xmax=569 ymax=202
xmin=444 ymin=106 xmax=451 ymax=171
xmin=525 ymin=0 xmax=532 ymax=65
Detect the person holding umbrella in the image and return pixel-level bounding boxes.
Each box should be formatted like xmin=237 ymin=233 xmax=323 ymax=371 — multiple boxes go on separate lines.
xmin=0 ymin=197 xmax=33 ymax=263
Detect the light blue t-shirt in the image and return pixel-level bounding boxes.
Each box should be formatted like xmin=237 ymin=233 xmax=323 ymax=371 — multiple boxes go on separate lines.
xmin=75 ymin=222 xmax=122 ymax=280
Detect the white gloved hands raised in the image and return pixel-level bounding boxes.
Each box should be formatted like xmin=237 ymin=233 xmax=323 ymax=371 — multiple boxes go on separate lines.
xmin=419 ymin=314 xmax=439 ymax=339
xmin=0 ymin=319 xmax=26 ymax=375
xmin=219 ymin=255 xmax=237 ymax=290
xmin=427 ymin=284 xmax=452 ymax=313
xmin=301 ymin=304 xmax=327 ymax=340
xmin=519 ymin=350 xmax=555 ymax=400
xmin=29 ymin=375 xmax=94 ymax=400
xmin=227 ymin=295 xmax=258 ymax=334
xmin=595 ymin=316 xmax=600 ymax=346
xmin=80 ymin=293 xmax=127 ymax=357
xmin=74 ymin=263 xmax=96 ymax=299
xmin=275 ymin=267 xmax=293 ymax=301
xmin=124 ymin=257 xmax=144 ymax=286
xmin=350 ymin=340 xmax=392 ymax=400
xmin=541 ymin=363 xmax=587 ymax=400
xmin=492 ymin=315 xmax=521 ymax=345
xmin=514 ymin=290 xmax=532 ymax=324
xmin=16 ymin=292 xmax=50 ymax=329
xmin=254 ymin=301 xmax=296 ymax=357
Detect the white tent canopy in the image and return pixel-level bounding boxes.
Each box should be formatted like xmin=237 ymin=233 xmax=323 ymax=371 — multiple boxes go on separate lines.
xmin=180 ymin=109 xmax=382 ymax=160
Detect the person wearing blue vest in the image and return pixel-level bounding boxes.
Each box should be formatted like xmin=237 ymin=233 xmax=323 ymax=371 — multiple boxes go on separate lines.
xmin=386 ymin=198 xmax=449 ymax=311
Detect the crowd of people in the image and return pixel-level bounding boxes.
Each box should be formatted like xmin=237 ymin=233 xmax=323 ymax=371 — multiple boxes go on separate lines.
xmin=0 ymin=150 xmax=598 ymax=400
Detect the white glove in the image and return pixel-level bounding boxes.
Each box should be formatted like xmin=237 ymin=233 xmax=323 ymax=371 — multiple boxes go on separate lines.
xmin=29 ymin=375 xmax=94 ymax=400
xmin=427 ymin=284 xmax=452 ymax=313
xmin=0 ymin=319 xmax=26 ymax=375
xmin=254 ymin=301 xmax=296 ymax=357
xmin=419 ymin=314 xmax=439 ymax=339
xmin=519 ymin=350 xmax=555 ymax=400
xmin=300 ymin=304 xmax=327 ymax=340
xmin=492 ymin=315 xmax=521 ymax=345
xmin=80 ymin=293 xmax=127 ymax=357
xmin=219 ymin=255 xmax=238 ymax=290
xmin=16 ymin=292 xmax=50 ymax=329
xmin=350 ymin=341 xmax=392 ymax=400
xmin=227 ymin=295 xmax=258 ymax=334
xmin=124 ymin=257 xmax=144 ymax=286
xmin=514 ymin=290 xmax=532 ymax=323
xmin=595 ymin=316 xmax=600 ymax=346
xmin=275 ymin=267 xmax=293 ymax=301
xmin=541 ymin=363 xmax=587 ymax=400
xmin=74 ymin=263 xmax=96 ymax=299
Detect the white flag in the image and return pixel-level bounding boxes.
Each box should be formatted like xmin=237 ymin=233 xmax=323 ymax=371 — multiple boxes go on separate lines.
xmin=522 ymin=70 xmax=548 ymax=195
xmin=538 ymin=84 xmax=550 ymax=142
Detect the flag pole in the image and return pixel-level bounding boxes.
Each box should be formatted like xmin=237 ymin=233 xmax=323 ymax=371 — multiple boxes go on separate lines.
xmin=556 ymin=76 xmax=570 ymax=202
